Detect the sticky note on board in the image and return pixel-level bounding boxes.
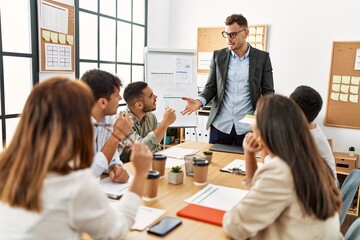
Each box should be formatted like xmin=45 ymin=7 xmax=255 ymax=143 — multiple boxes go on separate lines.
xmin=333 ymin=75 xmax=341 ymax=83
xmin=332 ymin=84 xmax=340 ymax=92
xmin=50 ymin=32 xmax=58 ymax=43
xmin=339 ymin=93 xmax=348 ymax=102
xmin=331 ymin=92 xmax=339 ymax=101
xmin=59 ymin=34 xmax=66 ymax=44
xmin=249 ymin=27 xmax=256 ymax=34
xmin=350 ymin=86 xmax=359 ymax=94
xmin=248 ymin=35 xmax=255 ymax=42
xmin=256 ymin=27 xmax=263 ymax=34
xmin=351 ymin=76 xmax=360 ymax=85
xmin=340 ymin=85 xmax=349 ymax=93
xmin=255 ymin=35 xmax=263 ymax=42
xmin=349 ymin=95 xmax=358 ymax=103
xmin=42 ymin=30 xmax=51 ymax=41
xmin=67 ymin=35 xmax=74 ymax=45
xmin=342 ymin=76 xmax=351 ymax=84
xmin=256 ymin=44 xmax=263 ymax=50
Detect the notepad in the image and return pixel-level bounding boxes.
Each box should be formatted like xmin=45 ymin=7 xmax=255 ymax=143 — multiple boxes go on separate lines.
xmin=99 ymin=176 xmax=133 ymax=197
xmin=184 ymin=184 xmax=248 ymax=211
xmin=177 ymin=204 xmax=225 ymax=226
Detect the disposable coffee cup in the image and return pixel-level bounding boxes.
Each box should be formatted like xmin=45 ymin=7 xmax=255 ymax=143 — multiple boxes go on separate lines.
xmin=152 ymin=154 xmax=167 ymax=178
xmin=142 ymin=170 xmax=160 ymax=201
xmin=192 ymin=159 xmax=209 ymax=186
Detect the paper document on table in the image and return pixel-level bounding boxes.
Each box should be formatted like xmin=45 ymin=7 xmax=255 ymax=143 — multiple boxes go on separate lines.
xmin=220 ymin=159 xmax=263 ymax=175
xmin=159 ymin=147 xmax=197 ymax=159
xmin=99 ymin=176 xmax=133 ymax=196
xmin=185 ymin=184 xmax=248 ymax=211
xmin=108 ymin=201 xmax=165 ymax=231
xmin=131 ymin=206 xmax=165 ymax=231
xmin=239 ymin=114 xmax=255 ymax=124
xmin=165 ymin=157 xmax=184 ymax=169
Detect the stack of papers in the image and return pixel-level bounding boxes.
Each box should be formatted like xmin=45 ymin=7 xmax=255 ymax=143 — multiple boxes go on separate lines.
xmin=184 ymin=184 xmax=248 ymax=211
xmin=99 ymin=176 xmax=133 ymax=197
xmin=158 ymin=147 xmax=197 ymax=159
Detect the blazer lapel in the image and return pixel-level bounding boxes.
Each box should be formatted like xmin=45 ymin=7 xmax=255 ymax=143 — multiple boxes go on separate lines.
xmin=217 ymin=49 xmax=230 ymax=105
xmin=248 ymin=46 xmax=257 ymax=84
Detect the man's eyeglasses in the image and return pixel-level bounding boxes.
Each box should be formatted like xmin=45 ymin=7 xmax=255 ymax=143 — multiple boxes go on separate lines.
xmin=94 ymin=123 xmax=133 ymax=151
xmin=221 ymin=29 xmax=247 ymax=39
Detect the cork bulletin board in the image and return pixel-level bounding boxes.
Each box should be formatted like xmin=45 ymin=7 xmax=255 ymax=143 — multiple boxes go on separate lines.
xmin=197 ymin=25 xmax=267 ymax=74
xmin=38 ymin=0 xmax=75 ymax=72
xmin=325 ymin=42 xmax=360 ymax=129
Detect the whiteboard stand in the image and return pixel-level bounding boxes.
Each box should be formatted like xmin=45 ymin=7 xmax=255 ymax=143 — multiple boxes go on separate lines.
xmin=163 ymin=126 xmax=198 ymax=149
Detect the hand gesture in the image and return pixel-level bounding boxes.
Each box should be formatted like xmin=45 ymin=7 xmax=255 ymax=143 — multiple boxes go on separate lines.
xmin=180 ymin=97 xmax=202 ymax=115
xmin=243 ymin=132 xmax=262 ymax=154
xmin=109 ymin=164 xmax=129 ymax=183
xmin=130 ymin=142 xmax=152 ymax=176
xmin=113 ymin=112 xmax=134 ymax=140
xmin=163 ymin=107 xmax=176 ymax=126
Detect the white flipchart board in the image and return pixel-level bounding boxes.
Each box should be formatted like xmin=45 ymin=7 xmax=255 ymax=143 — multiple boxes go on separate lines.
xmin=145 ymin=48 xmax=198 ymax=128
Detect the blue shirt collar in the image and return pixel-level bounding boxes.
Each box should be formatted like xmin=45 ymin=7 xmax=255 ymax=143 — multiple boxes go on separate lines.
xmin=230 ymin=43 xmax=250 ymax=60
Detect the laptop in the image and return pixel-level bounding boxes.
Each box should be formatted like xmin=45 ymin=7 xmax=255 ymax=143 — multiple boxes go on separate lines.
xmin=209 ymin=143 xmax=244 ymax=154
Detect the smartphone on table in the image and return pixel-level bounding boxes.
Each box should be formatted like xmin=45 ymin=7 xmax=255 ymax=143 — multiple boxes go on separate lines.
xmin=147 ymin=217 xmax=182 ymax=237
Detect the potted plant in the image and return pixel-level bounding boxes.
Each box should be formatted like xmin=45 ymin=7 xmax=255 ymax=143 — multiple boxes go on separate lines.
xmin=203 ymin=151 xmax=213 ymax=163
xmin=349 ymin=146 xmax=356 ymax=157
xmin=168 ymin=166 xmax=183 ymax=185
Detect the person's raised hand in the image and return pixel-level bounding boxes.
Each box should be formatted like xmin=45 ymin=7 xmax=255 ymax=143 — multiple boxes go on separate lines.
xmin=130 ymin=142 xmax=152 ymax=176
xmin=180 ymin=97 xmax=202 ymax=115
xmin=113 ymin=112 xmax=134 ymax=140
xmin=163 ymin=107 xmax=176 ymax=126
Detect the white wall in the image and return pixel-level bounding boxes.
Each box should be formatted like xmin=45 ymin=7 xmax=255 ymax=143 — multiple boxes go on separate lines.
xmin=148 ymin=0 xmax=360 ymax=155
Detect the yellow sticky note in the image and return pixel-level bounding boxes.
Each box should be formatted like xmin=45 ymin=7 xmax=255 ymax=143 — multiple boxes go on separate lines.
xmin=333 ymin=75 xmax=341 ymax=83
xmin=42 ymin=30 xmax=51 ymax=41
xmin=50 ymin=32 xmax=58 ymax=43
xmin=350 ymin=86 xmax=359 ymax=94
xmin=339 ymin=93 xmax=348 ymax=102
xmin=349 ymin=95 xmax=358 ymax=103
xmin=59 ymin=34 xmax=66 ymax=44
xmin=351 ymin=76 xmax=360 ymax=85
xmin=332 ymin=84 xmax=340 ymax=92
xmin=67 ymin=35 xmax=74 ymax=45
xmin=330 ymin=92 xmax=339 ymax=101
xmin=342 ymin=76 xmax=351 ymax=84
xmin=340 ymin=84 xmax=349 ymax=93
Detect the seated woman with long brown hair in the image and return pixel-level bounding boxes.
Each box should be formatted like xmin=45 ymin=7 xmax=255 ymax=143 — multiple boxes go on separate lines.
xmin=223 ymin=94 xmax=342 ymax=239
xmin=0 ymin=77 xmax=152 ymax=239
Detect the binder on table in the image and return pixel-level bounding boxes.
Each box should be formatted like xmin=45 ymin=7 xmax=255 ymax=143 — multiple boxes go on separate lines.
xmin=176 ymin=204 xmax=225 ymax=226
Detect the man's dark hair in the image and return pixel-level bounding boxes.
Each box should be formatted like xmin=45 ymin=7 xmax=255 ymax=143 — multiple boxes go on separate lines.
xmin=225 ymin=14 xmax=248 ymax=28
xmin=289 ymin=85 xmax=323 ymax=123
xmin=80 ymin=69 xmax=122 ymax=100
xmin=123 ymin=81 xmax=148 ymax=106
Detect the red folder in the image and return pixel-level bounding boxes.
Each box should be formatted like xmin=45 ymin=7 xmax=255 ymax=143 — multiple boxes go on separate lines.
xmin=176 ymin=204 xmax=225 ymax=226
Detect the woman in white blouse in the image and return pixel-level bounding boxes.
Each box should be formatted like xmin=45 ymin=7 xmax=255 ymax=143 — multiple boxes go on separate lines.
xmin=223 ymin=95 xmax=342 ymax=240
xmin=0 ymin=77 xmax=152 ymax=239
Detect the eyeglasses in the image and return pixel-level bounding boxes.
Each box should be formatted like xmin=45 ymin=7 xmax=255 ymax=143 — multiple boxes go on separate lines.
xmin=93 ymin=123 xmax=133 ymax=151
xmin=221 ymin=29 xmax=247 ymax=39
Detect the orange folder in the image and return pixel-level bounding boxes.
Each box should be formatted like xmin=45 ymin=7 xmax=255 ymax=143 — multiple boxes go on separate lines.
xmin=176 ymin=204 xmax=225 ymax=226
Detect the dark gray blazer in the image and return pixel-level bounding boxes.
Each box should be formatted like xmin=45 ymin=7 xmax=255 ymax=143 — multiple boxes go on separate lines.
xmin=200 ymin=46 xmax=274 ymax=129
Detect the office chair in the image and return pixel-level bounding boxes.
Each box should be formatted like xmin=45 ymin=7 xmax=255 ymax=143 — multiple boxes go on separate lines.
xmin=344 ymin=218 xmax=360 ymax=240
xmin=340 ymin=169 xmax=360 ymax=226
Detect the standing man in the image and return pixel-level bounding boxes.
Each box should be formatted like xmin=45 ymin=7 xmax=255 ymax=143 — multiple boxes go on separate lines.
xmin=81 ymin=69 xmax=132 ymax=183
xmin=120 ymin=81 xmax=176 ymax=163
xmin=182 ymin=14 xmax=274 ymax=146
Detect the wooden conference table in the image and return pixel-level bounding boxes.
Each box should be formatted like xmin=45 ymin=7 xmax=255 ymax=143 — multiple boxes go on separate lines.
xmin=123 ymin=141 xmax=247 ymax=240
xmin=83 ymin=141 xmax=247 ymax=240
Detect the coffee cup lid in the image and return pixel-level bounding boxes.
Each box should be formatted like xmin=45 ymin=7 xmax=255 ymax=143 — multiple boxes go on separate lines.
xmin=192 ymin=159 xmax=209 ymax=166
xmin=147 ymin=170 xmax=160 ymax=179
xmin=153 ymin=154 xmax=167 ymax=160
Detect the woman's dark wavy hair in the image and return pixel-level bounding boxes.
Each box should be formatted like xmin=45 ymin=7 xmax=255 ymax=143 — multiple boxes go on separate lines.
xmin=256 ymin=94 xmax=341 ymax=219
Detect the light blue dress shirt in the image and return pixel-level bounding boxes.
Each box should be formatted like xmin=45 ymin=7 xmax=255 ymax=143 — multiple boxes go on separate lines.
xmin=90 ymin=116 xmax=123 ymax=177
xmin=199 ymin=47 xmax=253 ymax=135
